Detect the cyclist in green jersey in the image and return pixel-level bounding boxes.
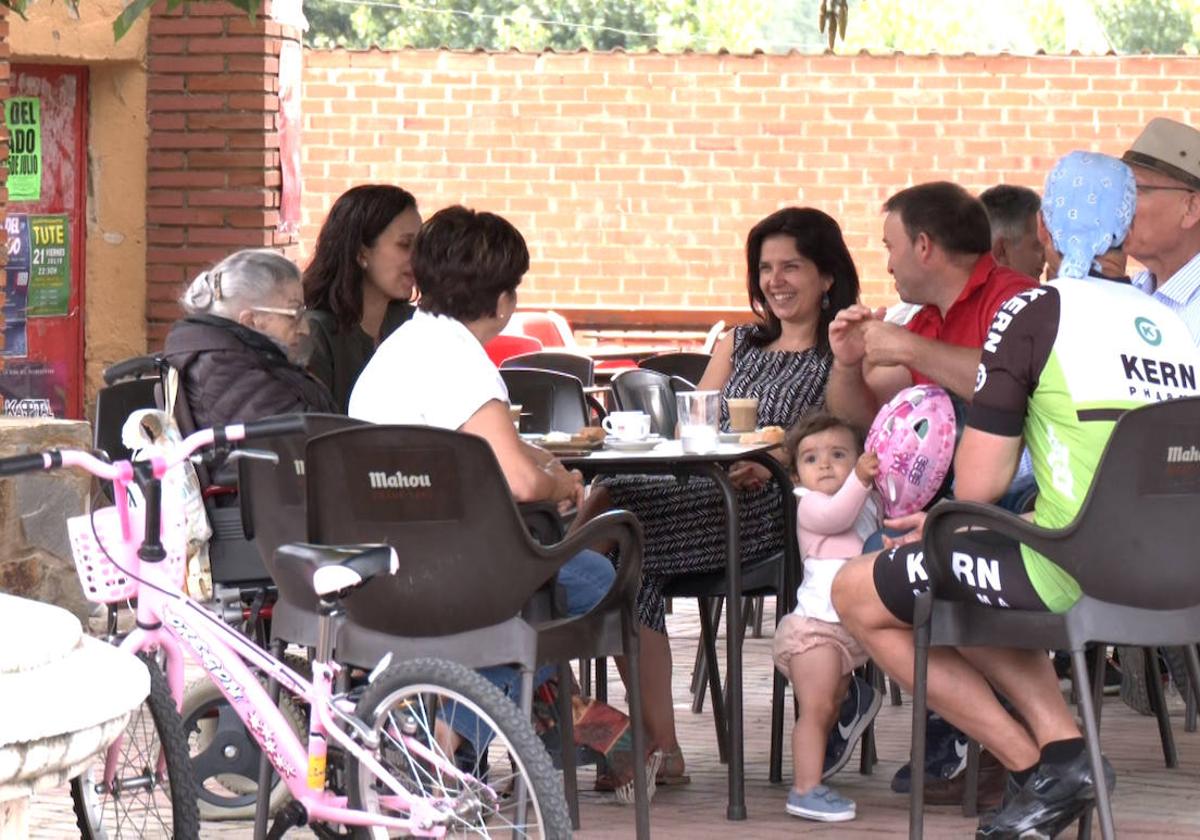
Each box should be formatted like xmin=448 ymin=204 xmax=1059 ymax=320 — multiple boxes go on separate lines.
xmin=833 ymin=151 xmax=1200 ymax=838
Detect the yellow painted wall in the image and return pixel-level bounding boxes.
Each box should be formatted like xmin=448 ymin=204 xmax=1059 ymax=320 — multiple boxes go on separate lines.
xmin=10 ymin=0 xmax=148 ymax=410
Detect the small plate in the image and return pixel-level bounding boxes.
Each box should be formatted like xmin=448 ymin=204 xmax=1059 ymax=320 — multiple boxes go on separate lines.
xmin=719 ymin=432 xmax=744 ymax=443
xmin=603 ymin=436 xmax=664 ymax=452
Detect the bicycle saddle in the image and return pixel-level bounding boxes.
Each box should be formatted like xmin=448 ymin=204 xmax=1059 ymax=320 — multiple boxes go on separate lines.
xmin=274 ymin=543 xmax=398 ymax=601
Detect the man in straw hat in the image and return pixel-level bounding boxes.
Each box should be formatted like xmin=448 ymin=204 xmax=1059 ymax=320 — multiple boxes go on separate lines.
xmin=1124 ymin=117 xmax=1200 ymax=345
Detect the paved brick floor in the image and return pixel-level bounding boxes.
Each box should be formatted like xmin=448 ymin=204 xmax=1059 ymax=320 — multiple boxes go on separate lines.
xmin=27 ymin=600 xmax=1200 ymax=838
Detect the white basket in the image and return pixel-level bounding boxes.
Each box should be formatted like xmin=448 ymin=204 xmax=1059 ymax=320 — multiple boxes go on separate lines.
xmin=68 ymin=504 xmax=188 ymax=604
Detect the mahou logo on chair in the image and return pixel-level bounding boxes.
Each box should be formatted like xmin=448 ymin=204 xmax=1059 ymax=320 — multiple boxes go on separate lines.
xmin=368 ymin=470 xmax=432 ymax=489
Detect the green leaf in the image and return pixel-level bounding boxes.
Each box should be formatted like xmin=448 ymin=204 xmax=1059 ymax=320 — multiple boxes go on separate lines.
xmin=113 ymin=0 xmax=157 ymax=40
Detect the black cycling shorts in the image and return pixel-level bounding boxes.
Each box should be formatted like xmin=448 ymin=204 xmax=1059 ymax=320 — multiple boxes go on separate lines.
xmin=872 ymin=530 xmax=1048 ymax=625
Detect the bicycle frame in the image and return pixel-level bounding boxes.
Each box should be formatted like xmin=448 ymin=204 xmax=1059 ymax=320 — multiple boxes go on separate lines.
xmin=61 ymin=434 xmax=476 ymax=837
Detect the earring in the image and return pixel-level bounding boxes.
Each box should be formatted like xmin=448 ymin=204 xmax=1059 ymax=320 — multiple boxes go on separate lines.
xmin=821 ymin=291 xmax=830 ymax=310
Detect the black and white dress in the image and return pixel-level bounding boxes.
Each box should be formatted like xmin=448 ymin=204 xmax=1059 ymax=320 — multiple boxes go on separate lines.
xmin=601 ymin=324 xmax=831 ymax=633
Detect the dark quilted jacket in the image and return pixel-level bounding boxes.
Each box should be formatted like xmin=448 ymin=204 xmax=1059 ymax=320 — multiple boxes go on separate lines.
xmin=162 ymin=314 xmax=337 ymax=432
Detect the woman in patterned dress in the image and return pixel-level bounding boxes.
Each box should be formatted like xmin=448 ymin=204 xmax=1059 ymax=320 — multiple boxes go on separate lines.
xmin=599 ymin=207 xmax=860 ymax=783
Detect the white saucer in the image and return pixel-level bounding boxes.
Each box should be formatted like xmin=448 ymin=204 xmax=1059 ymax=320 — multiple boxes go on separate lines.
xmin=719 ymin=432 xmax=744 ymax=443
xmin=603 ymin=435 xmax=664 ymax=452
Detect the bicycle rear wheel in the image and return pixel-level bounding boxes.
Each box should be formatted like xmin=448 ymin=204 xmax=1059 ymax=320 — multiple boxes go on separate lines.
xmin=70 ymin=652 xmax=200 ymax=839
xmin=345 ymin=657 xmax=571 ymax=839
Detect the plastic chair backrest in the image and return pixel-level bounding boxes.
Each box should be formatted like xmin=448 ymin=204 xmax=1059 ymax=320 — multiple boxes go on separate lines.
xmin=499 ymin=368 xmax=589 ymax=434
xmin=305 ymin=425 xmax=563 ymax=636
xmin=702 ymin=320 xmax=727 ymax=354
xmin=1048 ymin=396 xmax=1200 ymax=610
xmin=638 ymin=352 xmax=711 ymax=387
xmin=484 ymin=333 xmax=543 ymax=366
xmin=609 ymin=368 xmax=678 ymax=437
xmin=94 ymin=378 xmax=161 ymax=463
xmin=237 ymin=414 xmax=367 ymax=598
xmin=501 ymin=351 xmax=595 ymax=386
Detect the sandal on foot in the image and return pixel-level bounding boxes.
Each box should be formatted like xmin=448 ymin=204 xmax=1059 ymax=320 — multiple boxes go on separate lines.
xmin=593 ymin=750 xmax=662 ymax=803
xmin=655 ymin=746 xmax=690 ymax=786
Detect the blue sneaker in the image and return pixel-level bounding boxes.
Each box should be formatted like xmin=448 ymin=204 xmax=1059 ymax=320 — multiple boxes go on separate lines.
xmin=890 ymin=713 xmax=968 ymax=793
xmin=786 ymin=784 xmax=856 ymax=821
xmin=822 ymin=675 xmax=882 ymax=780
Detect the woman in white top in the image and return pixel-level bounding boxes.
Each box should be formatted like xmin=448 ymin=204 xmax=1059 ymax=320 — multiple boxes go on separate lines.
xmin=350 ymin=206 xmax=637 ymax=767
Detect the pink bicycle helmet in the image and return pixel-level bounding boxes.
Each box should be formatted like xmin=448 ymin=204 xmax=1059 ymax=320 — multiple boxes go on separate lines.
xmin=865 ymin=384 xmax=957 ymax=518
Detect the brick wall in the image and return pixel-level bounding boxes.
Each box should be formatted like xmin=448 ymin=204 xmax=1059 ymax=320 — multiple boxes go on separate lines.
xmin=301 ymin=50 xmax=1200 ymax=317
xmin=146 ymin=0 xmax=301 ymax=344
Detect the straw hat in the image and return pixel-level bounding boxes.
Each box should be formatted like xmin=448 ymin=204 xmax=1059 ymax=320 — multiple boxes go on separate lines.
xmin=1123 ymin=117 xmax=1200 ymax=191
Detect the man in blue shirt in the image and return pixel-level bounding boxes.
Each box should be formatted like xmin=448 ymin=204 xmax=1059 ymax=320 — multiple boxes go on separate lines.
xmin=1124 ymin=117 xmax=1200 ymax=345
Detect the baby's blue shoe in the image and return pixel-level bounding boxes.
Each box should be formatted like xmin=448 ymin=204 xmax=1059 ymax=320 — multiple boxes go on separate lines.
xmin=786 ymin=784 xmax=856 ymax=822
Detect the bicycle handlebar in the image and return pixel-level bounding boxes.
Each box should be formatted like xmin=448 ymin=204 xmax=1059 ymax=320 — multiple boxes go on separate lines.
xmin=0 ymin=415 xmax=309 ymax=481
xmin=0 ymin=452 xmax=56 ymax=477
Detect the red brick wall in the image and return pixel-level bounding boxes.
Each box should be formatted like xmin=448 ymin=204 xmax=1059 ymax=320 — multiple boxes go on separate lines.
xmin=301 ymin=50 xmax=1200 ymax=317
xmin=146 ymin=0 xmax=301 ymax=344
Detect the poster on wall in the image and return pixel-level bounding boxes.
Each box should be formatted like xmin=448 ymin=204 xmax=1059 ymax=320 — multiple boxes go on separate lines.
xmin=3 ymin=214 xmax=30 ymax=358
xmin=26 ymin=215 xmax=70 ymax=318
xmin=0 ymin=359 xmax=67 ymax=418
xmin=4 ymin=97 xmax=42 ymax=203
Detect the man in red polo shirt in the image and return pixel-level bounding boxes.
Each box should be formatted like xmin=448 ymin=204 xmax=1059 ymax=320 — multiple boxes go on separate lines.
xmin=824 ymin=181 xmax=1035 ymax=804
xmin=827 ymin=181 xmax=1035 ymax=430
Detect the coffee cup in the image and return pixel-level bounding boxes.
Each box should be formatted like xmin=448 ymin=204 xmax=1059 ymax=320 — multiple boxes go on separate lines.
xmin=602 ymin=411 xmax=652 ymax=441
xmin=726 ymin=397 xmax=759 ymax=433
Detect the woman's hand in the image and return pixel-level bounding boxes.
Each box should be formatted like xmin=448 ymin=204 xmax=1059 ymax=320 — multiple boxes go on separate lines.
xmin=881 ymin=510 xmax=927 ymax=549
xmin=855 ymin=451 xmax=880 ymax=488
xmin=728 ymin=460 xmax=772 ymax=492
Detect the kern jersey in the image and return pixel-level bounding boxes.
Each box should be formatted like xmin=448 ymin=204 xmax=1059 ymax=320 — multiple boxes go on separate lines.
xmin=967 ymin=277 xmax=1200 ymax=611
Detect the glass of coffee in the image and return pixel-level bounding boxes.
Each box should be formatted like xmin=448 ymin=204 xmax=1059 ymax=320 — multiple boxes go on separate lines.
xmin=726 ymin=397 xmax=759 ymax=433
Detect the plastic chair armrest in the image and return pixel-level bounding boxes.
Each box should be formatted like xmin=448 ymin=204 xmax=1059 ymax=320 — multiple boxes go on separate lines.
xmin=922 ymin=500 xmax=1070 ymax=594
xmin=532 ymin=509 xmax=644 ymax=618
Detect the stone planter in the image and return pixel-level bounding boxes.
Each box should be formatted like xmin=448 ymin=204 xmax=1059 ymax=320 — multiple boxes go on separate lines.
xmin=0 ymin=594 xmax=149 ymax=837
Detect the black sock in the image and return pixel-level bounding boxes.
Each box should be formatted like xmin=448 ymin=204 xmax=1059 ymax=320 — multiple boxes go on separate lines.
xmin=1040 ymin=737 xmax=1085 ymax=765
xmin=1011 ymin=764 xmax=1037 ymax=787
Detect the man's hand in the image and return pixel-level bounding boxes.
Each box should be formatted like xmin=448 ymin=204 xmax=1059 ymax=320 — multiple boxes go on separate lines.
xmin=855 ymin=451 xmax=880 ymax=487
xmin=861 ymin=319 xmax=916 ymax=369
xmin=881 ymin=510 xmax=927 ymax=549
xmin=828 ymin=305 xmax=879 ymax=367
xmin=728 ymin=460 xmax=772 ymax=492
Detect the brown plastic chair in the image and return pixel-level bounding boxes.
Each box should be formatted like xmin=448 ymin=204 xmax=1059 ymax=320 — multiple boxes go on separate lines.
xmin=909 ymin=397 xmax=1200 ymax=840
xmin=499 ymin=367 xmax=591 ymax=434
xmin=502 ymin=350 xmax=596 ymax=386
xmin=638 ymin=351 xmax=711 ymax=387
xmin=236 ymin=413 xmax=367 ymax=647
xmin=301 ymin=424 xmax=652 ymax=837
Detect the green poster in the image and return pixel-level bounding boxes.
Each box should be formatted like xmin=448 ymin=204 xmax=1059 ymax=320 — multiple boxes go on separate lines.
xmin=27 ymin=215 xmax=70 ymax=318
xmin=4 ymin=97 xmax=41 ymax=203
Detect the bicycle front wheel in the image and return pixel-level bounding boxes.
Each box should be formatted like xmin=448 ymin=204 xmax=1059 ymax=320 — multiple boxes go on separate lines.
xmin=70 ymin=652 xmax=200 ymax=839
xmin=346 ymin=657 xmax=571 ymax=840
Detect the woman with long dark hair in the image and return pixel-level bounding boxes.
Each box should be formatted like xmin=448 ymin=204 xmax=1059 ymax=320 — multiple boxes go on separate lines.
xmin=596 ymin=207 xmax=860 ymax=786
xmin=303 ymin=184 xmax=421 ymax=411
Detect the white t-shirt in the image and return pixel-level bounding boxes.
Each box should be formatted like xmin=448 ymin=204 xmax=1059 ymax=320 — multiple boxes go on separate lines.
xmin=348 ymin=309 xmax=509 ymax=430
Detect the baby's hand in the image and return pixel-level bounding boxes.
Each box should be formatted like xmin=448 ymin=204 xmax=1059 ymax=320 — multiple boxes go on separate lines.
xmin=855 ymin=451 xmax=879 ymax=487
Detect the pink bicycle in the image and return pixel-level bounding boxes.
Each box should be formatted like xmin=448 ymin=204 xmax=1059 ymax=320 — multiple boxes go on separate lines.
xmin=3 ymin=416 xmax=570 ymax=839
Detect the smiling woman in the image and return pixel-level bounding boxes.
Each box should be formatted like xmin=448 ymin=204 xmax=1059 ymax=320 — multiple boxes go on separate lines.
xmin=592 ymin=207 xmax=861 ymax=782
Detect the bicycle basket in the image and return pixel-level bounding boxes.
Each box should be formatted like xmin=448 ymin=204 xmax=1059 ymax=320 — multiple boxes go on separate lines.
xmin=68 ymin=504 xmax=188 ymax=603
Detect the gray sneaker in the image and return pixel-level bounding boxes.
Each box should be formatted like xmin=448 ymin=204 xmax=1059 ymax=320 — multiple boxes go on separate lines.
xmin=786 ymin=784 xmax=856 ymax=822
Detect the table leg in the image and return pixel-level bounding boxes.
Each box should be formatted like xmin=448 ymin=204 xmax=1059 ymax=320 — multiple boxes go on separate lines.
xmin=698 ymin=462 xmax=746 ymax=820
